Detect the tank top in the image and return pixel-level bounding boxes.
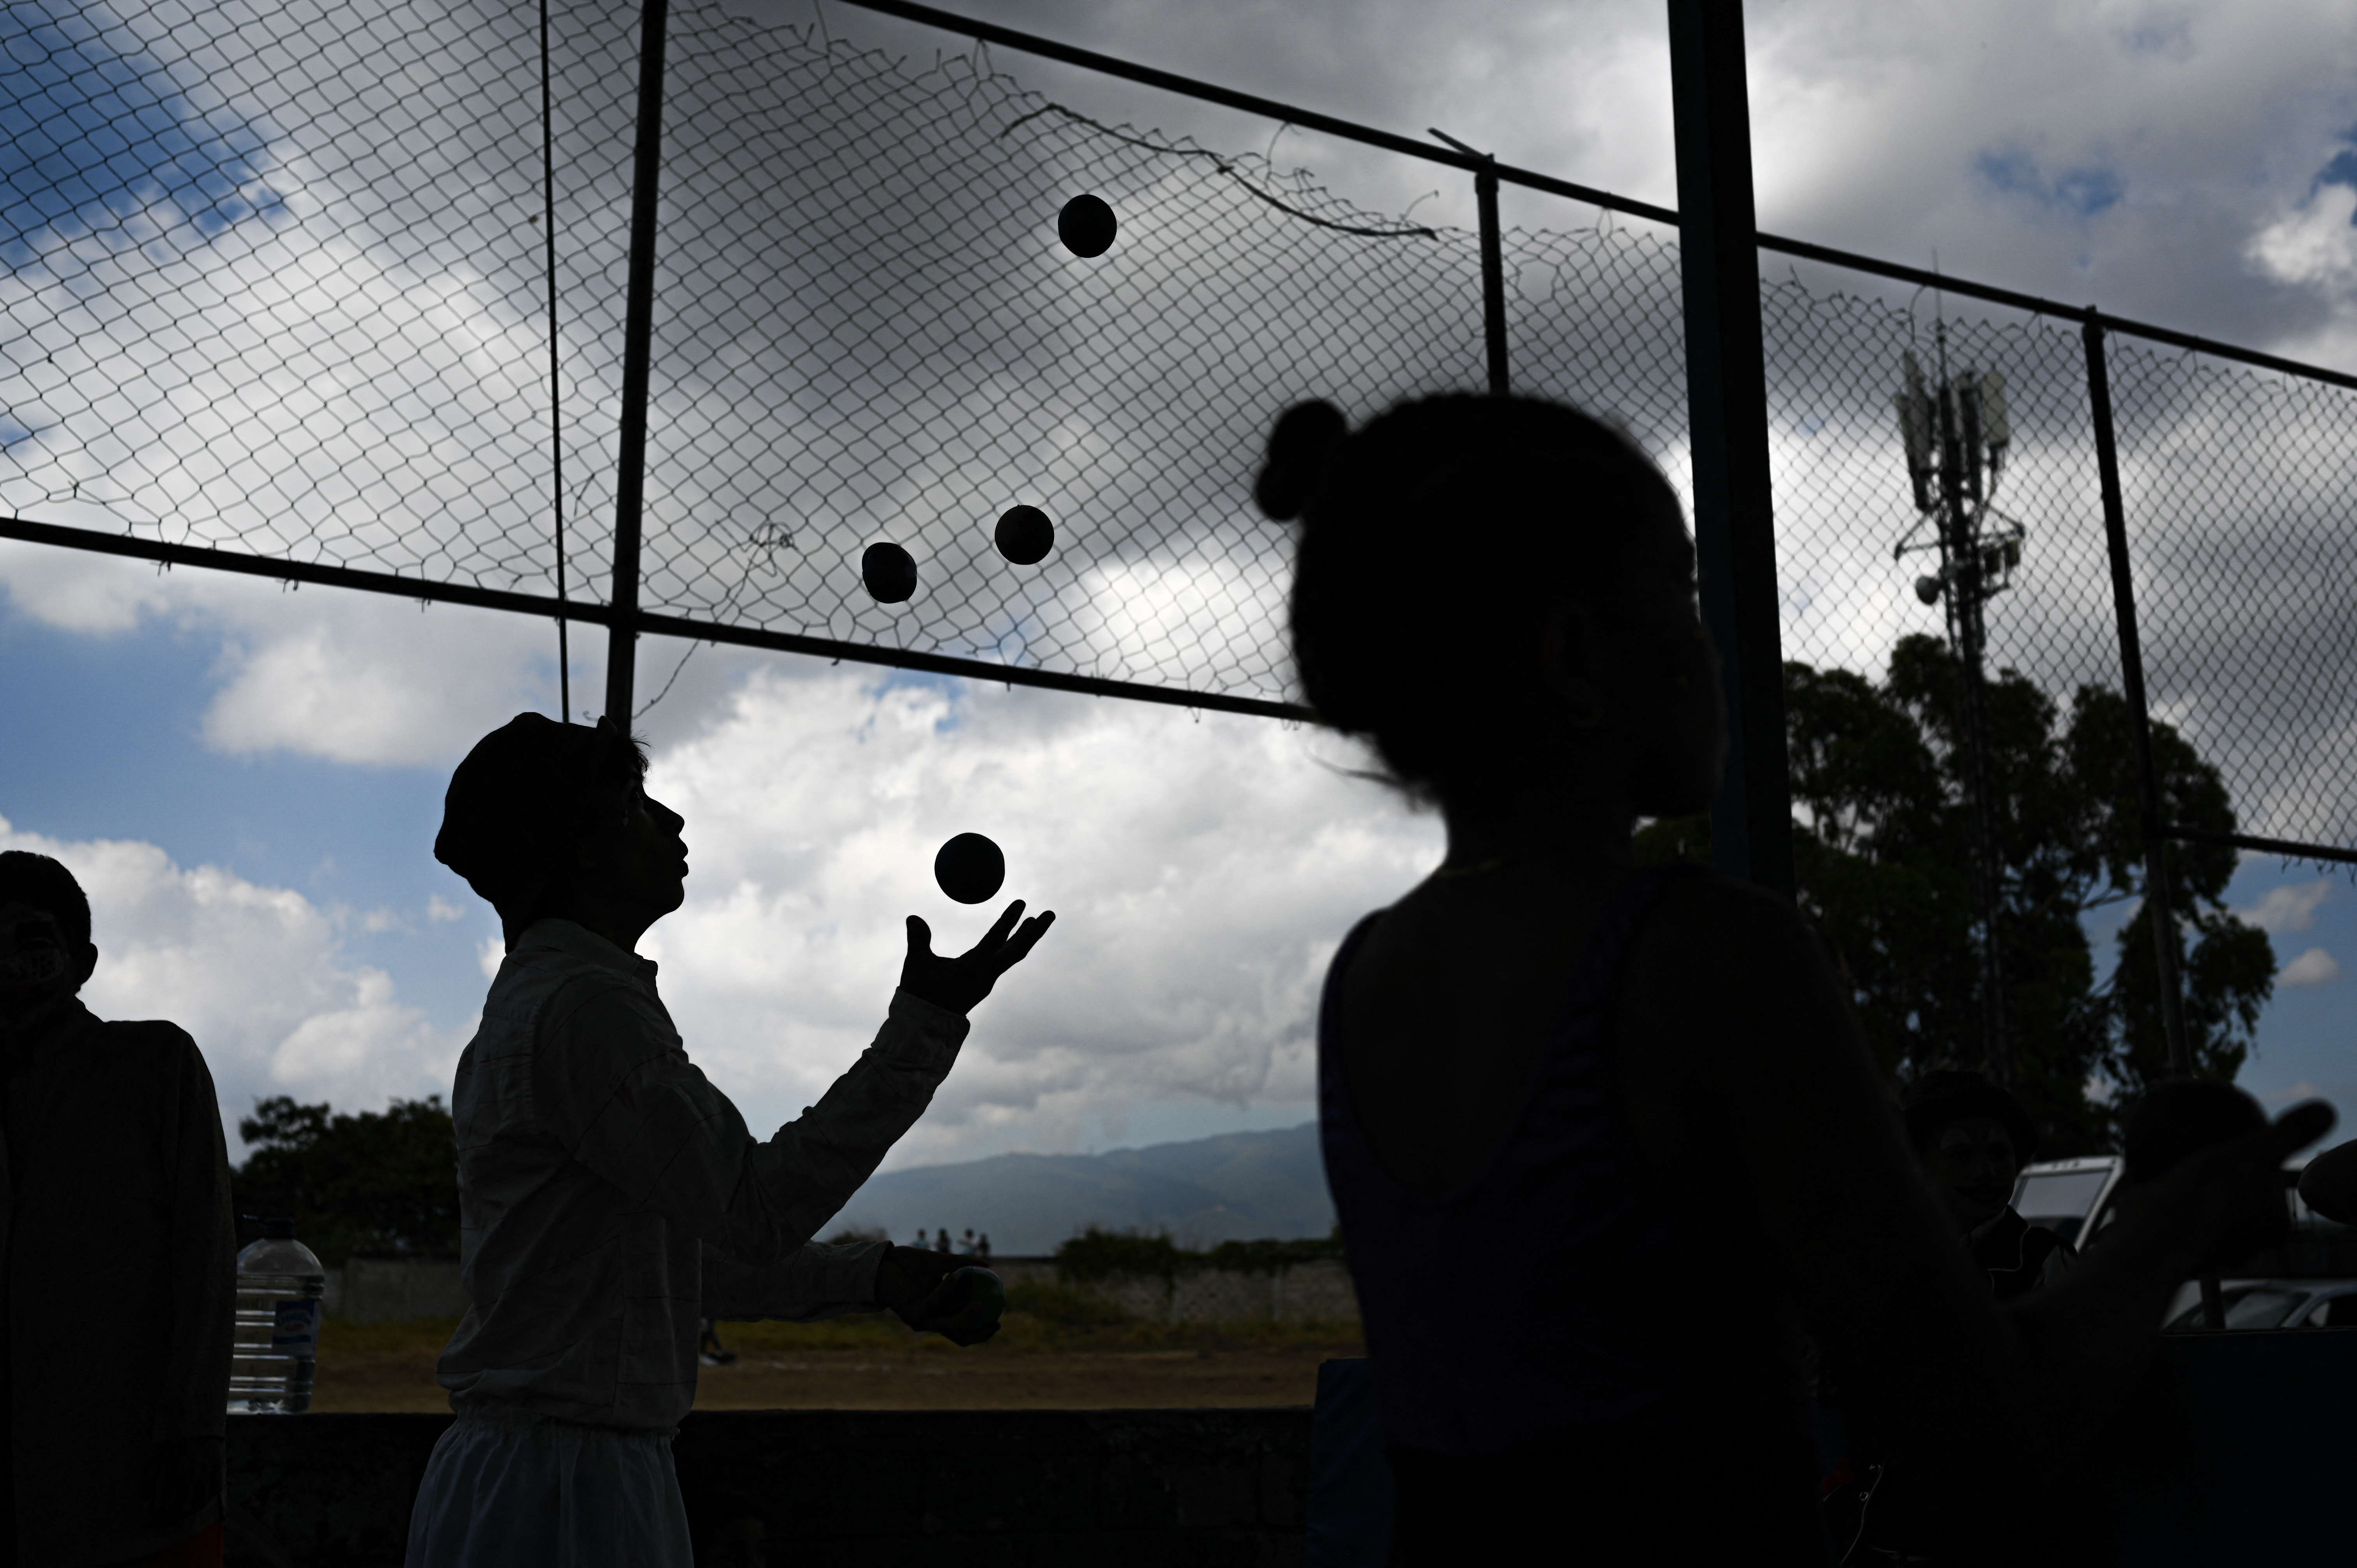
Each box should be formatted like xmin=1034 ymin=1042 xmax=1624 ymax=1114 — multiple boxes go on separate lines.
xmin=1319 ymin=865 xmax=1809 ymax=1459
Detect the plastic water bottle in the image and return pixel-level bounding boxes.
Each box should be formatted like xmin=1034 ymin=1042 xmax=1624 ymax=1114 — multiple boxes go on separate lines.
xmin=229 ymin=1217 xmax=325 ymax=1414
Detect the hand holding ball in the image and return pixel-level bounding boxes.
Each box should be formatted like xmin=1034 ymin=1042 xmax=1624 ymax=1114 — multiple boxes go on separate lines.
xmin=995 ymin=505 xmax=1054 ymax=565
xmin=1058 ymin=194 xmax=1117 ymax=258
xmin=947 ymin=1266 xmax=1007 ymax=1327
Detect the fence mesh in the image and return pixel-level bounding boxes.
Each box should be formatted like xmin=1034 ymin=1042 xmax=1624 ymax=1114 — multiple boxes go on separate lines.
xmin=3 ymin=0 xmax=2355 ymax=852
xmin=2107 ymin=343 xmax=2357 ymax=851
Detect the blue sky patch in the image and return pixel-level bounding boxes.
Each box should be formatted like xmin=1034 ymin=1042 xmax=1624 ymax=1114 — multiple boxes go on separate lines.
xmin=2314 ymin=128 xmax=2357 ymax=224
xmin=1975 ymin=148 xmax=2126 ymax=218
xmin=0 ymin=4 xmax=288 ymax=269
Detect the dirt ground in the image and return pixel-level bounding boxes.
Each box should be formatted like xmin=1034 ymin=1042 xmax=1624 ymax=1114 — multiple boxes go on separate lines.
xmin=308 ymin=1317 xmax=1364 ymax=1413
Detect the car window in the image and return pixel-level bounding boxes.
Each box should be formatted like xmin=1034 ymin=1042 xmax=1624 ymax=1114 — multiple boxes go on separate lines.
xmin=2309 ymin=1296 xmax=2356 ymax=1328
xmin=2166 ymin=1288 xmax=2308 ymax=1332
xmin=2014 ymin=1170 xmax=2110 ymax=1241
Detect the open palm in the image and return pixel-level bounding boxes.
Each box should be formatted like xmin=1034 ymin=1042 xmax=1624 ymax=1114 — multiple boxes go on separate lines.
xmin=900 ymin=899 xmax=1055 ymax=1017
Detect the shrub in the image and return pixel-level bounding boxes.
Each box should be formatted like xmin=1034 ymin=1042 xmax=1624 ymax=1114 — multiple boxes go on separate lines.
xmin=1053 ymin=1225 xmax=1345 ymax=1282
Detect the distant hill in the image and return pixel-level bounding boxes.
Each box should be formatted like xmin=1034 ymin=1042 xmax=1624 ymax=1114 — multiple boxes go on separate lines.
xmin=829 ymin=1122 xmax=1330 ymax=1255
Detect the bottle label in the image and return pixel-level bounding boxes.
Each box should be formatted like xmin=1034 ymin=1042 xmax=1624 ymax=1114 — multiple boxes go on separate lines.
xmin=271 ymin=1298 xmax=320 ymax=1356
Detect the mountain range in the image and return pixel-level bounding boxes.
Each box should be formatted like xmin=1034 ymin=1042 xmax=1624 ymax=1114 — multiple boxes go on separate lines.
xmin=828 ymin=1121 xmax=1332 ymax=1255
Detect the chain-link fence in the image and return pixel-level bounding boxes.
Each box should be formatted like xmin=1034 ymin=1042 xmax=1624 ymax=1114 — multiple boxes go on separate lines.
xmin=4 ymin=0 xmax=2355 ymax=860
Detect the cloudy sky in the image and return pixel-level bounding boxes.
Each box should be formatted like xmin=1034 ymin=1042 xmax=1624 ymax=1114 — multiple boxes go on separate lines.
xmin=6 ymin=0 xmax=2357 ymax=1184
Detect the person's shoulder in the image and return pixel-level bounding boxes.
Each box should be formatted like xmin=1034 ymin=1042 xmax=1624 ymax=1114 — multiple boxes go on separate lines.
xmin=70 ymin=1013 xmax=215 ymax=1088
xmin=82 ymin=1013 xmax=201 ymax=1058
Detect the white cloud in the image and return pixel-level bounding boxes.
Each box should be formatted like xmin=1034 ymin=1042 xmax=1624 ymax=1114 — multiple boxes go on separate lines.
xmin=2249 ymin=181 xmax=2357 ymax=290
xmin=2242 ymin=878 xmax=2333 ymax=934
xmin=2280 ymin=946 xmax=2344 ymax=986
xmin=0 ymin=814 xmax=471 ymax=1154
xmin=634 ymin=663 xmax=1440 ymax=1167
xmin=198 ymin=597 xmax=560 ymax=767
xmin=428 ymin=895 xmax=465 ymax=923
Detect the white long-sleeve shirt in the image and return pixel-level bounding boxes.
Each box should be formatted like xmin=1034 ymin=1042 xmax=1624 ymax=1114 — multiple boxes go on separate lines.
xmin=436 ymin=918 xmax=967 ymax=1430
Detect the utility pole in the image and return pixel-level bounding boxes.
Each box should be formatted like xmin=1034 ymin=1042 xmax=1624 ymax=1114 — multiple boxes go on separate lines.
xmin=1894 ymin=336 xmax=2025 ymax=1084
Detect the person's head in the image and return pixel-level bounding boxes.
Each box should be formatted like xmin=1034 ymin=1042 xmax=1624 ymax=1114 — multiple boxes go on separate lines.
xmin=433 ymin=713 xmax=685 ymax=952
xmin=688 ymin=1493 xmax=770 ymax=1568
xmin=1256 ymin=394 xmax=1721 ymax=827
xmin=1903 ymin=1070 xmax=2036 ymax=1232
xmin=0 ymin=851 xmax=97 ymax=1027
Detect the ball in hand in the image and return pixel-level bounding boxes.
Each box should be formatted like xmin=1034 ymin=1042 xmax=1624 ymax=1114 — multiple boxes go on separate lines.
xmin=862 ymin=542 xmax=917 ymax=604
xmin=1058 ymin=194 xmax=1117 ymax=258
xmin=934 ymin=832 xmax=1005 ymax=904
xmin=995 ymin=505 xmax=1054 ymax=566
xmin=947 ymin=1265 xmax=1007 ymax=1325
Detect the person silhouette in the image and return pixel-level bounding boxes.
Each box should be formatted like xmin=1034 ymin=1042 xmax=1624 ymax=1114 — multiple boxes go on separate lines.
xmin=1265 ymin=393 xmax=2328 ymax=1563
xmin=1 ymin=851 xmax=234 ymax=1567
xmin=405 ymin=715 xmax=1052 ymax=1566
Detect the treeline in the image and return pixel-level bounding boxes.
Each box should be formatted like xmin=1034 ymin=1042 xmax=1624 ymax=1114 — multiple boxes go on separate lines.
xmin=1639 ymin=635 xmax=2272 ymax=1157
xmin=231 ymin=1095 xmax=460 ymax=1264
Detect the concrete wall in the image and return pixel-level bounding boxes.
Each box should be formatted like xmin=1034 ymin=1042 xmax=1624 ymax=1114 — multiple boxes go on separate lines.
xmin=320 ymin=1259 xmax=469 ymax=1324
xmin=994 ymin=1256 xmax=1361 ymax=1325
xmin=226 ymin=1408 xmax=1312 ymax=1566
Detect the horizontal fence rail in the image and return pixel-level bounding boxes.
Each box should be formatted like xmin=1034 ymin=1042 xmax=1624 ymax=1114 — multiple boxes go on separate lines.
xmin=2 ymin=0 xmax=2352 ymax=880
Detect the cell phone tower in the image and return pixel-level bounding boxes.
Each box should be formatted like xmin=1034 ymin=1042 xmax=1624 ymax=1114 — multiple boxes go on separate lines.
xmin=1892 ymin=325 xmax=2027 ymax=1086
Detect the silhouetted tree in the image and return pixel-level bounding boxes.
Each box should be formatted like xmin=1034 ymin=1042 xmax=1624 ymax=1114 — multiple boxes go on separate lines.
xmin=1640 ymin=634 xmax=2273 ymax=1155
xmin=232 ymin=1095 xmax=460 ymax=1264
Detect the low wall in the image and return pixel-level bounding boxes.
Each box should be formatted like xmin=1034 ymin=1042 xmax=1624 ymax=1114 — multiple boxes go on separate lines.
xmin=319 ymin=1259 xmax=470 ymax=1324
xmin=994 ymin=1256 xmax=1360 ymax=1324
xmin=226 ymin=1407 xmax=1311 ymax=1567
xmin=318 ymin=1255 xmax=1359 ymax=1326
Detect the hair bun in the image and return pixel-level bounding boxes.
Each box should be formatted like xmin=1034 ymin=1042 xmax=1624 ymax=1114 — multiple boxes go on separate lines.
xmin=1254 ymin=400 xmax=1348 ymax=521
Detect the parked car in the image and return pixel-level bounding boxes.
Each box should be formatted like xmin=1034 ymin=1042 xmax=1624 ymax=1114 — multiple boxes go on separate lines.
xmin=2161 ymin=1279 xmax=2357 ymax=1333
xmin=2014 ymin=1153 xmax=2357 ymax=1327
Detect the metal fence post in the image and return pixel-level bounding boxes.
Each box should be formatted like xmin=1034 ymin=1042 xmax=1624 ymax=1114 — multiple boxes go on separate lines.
xmin=605 ymin=0 xmax=672 ymax=725
xmin=1476 ymin=162 xmax=1508 ymax=394
xmin=2084 ymin=314 xmax=2194 ymax=1080
xmin=1668 ymin=0 xmax=1793 ymax=900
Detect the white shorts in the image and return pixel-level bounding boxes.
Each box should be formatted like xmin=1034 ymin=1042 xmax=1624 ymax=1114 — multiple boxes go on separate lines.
xmin=404 ymin=1404 xmax=693 ymax=1568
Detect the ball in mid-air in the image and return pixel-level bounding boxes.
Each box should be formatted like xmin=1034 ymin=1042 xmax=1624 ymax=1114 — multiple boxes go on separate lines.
xmin=933 ymin=832 xmax=1005 ymax=904
xmin=862 ymin=542 xmax=917 ymax=604
xmin=995 ymin=505 xmax=1054 ymax=565
xmin=1058 ymin=194 xmax=1117 ymax=258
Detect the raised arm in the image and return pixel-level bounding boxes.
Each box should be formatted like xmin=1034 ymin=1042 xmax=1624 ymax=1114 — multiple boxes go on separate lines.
xmin=537 ymin=899 xmax=1056 ymax=1264
xmin=540 ymin=983 xmax=967 ymax=1261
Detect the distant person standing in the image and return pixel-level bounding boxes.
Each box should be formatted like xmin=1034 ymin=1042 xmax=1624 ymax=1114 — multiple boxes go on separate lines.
xmin=1 ymin=850 xmax=235 ymax=1567
xmin=912 ymin=1227 xmax=929 ymax=1250
xmin=959 ymin=1228 xmax=977 ymax=1257
xmin=976 ymin=1233 xmax=992 ymax=1264
xmin=1906 ymin=1071 xmax=2073 ymax=1298
xmin=934 ymin=1228 xmax=952 ymax=1255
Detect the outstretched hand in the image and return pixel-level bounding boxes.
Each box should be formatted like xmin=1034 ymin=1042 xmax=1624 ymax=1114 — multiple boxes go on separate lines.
xmin=901 ymin=899 xmax=1055 ymax=1017
xmin=2133 ymin=1099 xmax=2337 ymax=1277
